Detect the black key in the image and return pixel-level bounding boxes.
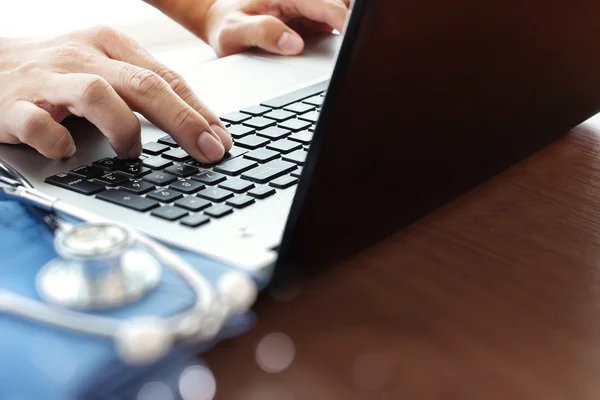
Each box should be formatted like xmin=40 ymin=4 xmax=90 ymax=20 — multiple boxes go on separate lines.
xmin=228 ymin=125 xmax=255 ymax=139
xmin=282 ymin=150 xmax=308 ymax=165
xmin=213 ymin=158 xmax=258 ymax=176
xmin=92 ymin=157 xmax=122 ymax=171
xmin=240 ymin=105 xmax=271 ymax=116
xmin=120 ymin=180 xmax=155 ymax=194
xmin=142 ymin=156 xmax=173 ymax=170
xmin=256 ymin=126 xmax=291 ymax=140
xmin=45 ymin=173 xmax=105 ymax=195
xmin=220 ymin=178 xmax=255 ymax=193
xmin=226 ymin=195 xmax=255 ymax=209
xmin=115 ymin=163 xmax=151 ymax=179
xmin=242 ymin=117 xmax=276 ymax=130
xmin=181 ymin=214 xmax=211 ymax=228
xmin=221 ymin=112 xmax=251 ymax=124
xmin=174 ymin=196 xmax=211 ymax=212
xmin=235 ymin=135 xmax=270 ymax=150
xmin=298 ymin=110 xmax=320 ymax=123
xmin=197 ymin=187 xmax=234 ymax=202
xmin=142 ymin=142 xmax=170 ymax=155
xmin=70 ymin=165 xmax=104 ymax=179
xmin=95 ymin=173 xmax=128 ymax=187
xmin=185 ymin=160 xmax=211 ymax=169
xmin=192 ymin=170 xmax=227 ymax=185
xmin=164 ymin=164 xmax=198 ymax=178
xmin=162 ymin=148 xmax=190 ymax=162
xmin=115 ymin=157 xmax=144 ymax=164
xmin=263 ymin=110 xmax=295 ymax=122
xmin=303 ymin=96 xmax=324 ymax=107
xmin=244 ymin=148 xmax=280 ymax=163
xmin=96 ymin=190 xmax=159 ymax=212
xmin=288 ymin=130 xmax=313 ymax=144
xmin=170 ymin=179 xmax=204 ymax=194
xmin=146 ymin=188 xmax=184 ymax=203
xmin=284 ymin=102 xmax=315 ymax=114
xmin=220 ymin=146 xmax=248 ymax=162
xmin=151 ymin=206 xmax=188 ymax=221
xmin=248 ymin=186 xmax=276 ymax=199
xmin=309 ymin=124 xmax=316 ymax=132
xmin=241 ymin=159 xmax=297 ymax=183
xmin=290 ymin=167 xmax=303 ymax=178
xmin=204 ymin=204 xmax=234 ymax=218
xmin=186 ymin=145 xmax=246 ymax=167
xmin=261 ymin=81 xmax=329 ymax=108
xmin=267 ymin=140 xmax=302 ymax=154
xmin=278 ymin=119 xmax=311 ymax=132
xmin=157 ymin=135 xmax=179 ymax=147
xmin=270 ymin=175 xmax=298 ymax=189
xmin=143 ymin=171 xmax=178 ymax=186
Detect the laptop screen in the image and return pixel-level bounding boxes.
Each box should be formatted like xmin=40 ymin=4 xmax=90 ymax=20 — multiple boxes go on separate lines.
xmin=273 ymin=0 xmax=600 ymax=286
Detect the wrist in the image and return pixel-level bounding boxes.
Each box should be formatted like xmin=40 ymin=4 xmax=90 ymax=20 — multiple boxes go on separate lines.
xmin=146 ymin=0 xmax=217 ymax=42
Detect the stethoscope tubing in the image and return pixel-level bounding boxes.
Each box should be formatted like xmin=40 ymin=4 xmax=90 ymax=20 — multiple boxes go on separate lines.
xmin=0 ymin=173 xmax=257 ymax=365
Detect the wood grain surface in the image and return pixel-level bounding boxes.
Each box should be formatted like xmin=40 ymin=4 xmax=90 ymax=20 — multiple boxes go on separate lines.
xmin=203 ymin=119 xmax=600 ymax=400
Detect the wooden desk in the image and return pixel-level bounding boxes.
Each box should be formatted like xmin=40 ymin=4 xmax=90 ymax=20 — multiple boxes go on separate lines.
xmin=203 ymin=119 xmax=600 ymax=400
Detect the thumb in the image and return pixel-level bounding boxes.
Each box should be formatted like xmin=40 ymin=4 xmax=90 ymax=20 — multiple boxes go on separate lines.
xmin=238 ymin=15 xmax=305 ymax=55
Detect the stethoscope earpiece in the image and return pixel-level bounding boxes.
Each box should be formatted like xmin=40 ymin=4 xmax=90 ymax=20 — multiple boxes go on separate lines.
xmin=217 ymin=271 xmax=258 ymax=316
xmin=116 ymin=318 xmax=174 ymax=366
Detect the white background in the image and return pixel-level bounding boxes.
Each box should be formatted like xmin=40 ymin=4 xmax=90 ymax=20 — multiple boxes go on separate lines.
xmin=0 ymin=0 xmax=216 ymax=61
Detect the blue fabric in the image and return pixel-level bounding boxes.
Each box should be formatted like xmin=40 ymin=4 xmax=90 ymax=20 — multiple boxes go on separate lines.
xmin=0 ymin=202 xmax=263 ymax=399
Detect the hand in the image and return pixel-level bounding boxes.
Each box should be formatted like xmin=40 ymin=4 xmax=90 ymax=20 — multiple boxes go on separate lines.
xmin=202 ymin=0 xmax=350 ymax=57
xmin=0 ymin=26 xmax=232 ymax=162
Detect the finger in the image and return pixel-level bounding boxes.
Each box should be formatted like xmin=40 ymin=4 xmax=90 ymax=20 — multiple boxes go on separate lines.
xmin=90 ymin=58 xmax=225 ymax=164
xmin=225 ymin=14 xmax=306 ymax=56
xmin=0 ymin=103 xmax=22 ymax=144
xmin=288 ymin=18 xmax=336 ymax=35
xmin=89 ymin=26 xmax=232 ymax=152
xmin=43 ymin=73 xmax=142 ymax=159
xmin=6 ymin=101 xmax=75 ymax=160
xmin=283 ymin=0 xmax=349 ymax=33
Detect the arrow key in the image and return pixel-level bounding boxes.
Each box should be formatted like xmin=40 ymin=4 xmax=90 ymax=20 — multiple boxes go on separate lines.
xmin=146 ymin=188 xmax=184 ymax=203
xmin=151 ymin=206 xmax=189 ymax=221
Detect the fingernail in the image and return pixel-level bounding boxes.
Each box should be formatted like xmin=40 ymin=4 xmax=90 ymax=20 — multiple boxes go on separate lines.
xmin=211 ymin=125 xmax=232 ymax=149
xmin=66 ymin=144 xmax=76 ymax=158
xmin=277 ymin=32 xmax=303 ymax=54
xmin=198 ymin=130 xmax=225 ymax=162
xmin=127 ymin=141 xmax=143 ymax=160
xmin=210 ymin=125 xmax=224 ymax=145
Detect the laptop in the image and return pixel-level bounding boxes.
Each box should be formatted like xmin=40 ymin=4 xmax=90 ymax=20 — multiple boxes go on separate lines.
xmin=1 ymin=0 xmax=598 ymax=285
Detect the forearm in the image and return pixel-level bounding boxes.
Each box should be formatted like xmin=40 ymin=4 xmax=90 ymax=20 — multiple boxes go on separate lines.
xmin=144 ymin=0 xmax=216 ymax=41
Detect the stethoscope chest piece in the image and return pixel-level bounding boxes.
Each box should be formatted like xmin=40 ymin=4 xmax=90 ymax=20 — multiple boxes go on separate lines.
xmin=36 ymin=223 xmax=162 ymax=310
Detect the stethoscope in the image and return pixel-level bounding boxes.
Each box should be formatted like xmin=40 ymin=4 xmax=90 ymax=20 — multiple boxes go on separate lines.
xmin=0 ymin=159 xmax=257 ymax=366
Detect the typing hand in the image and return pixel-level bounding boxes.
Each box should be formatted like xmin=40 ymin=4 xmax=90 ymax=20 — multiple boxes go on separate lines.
xmin=0 ymin=27 xmax=232 ymax=162
xmin=202 ymin=0 xmax=350 ymax=57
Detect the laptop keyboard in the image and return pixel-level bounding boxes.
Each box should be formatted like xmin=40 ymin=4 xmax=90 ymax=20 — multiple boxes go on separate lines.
xmin=44 ymin=81 xmax=327 ymax=228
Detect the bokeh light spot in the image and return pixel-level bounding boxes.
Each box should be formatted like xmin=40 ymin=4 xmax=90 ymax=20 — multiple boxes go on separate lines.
xmin=178 ymin=364 xmax=217 ymax=400
xmin=137 ymin=381 xmax=174 ymax=400
xmin=255 ymin=332 xmax=296 ymax=373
